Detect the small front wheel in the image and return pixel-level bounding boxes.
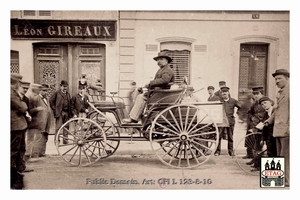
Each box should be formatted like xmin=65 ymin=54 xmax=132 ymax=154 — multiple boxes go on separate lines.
xmin=54 ymin=118 xmax=107 ymax=166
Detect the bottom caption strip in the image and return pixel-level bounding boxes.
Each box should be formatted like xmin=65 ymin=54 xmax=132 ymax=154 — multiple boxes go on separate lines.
xmin=86 ymin=178 xmax=212 ymax=187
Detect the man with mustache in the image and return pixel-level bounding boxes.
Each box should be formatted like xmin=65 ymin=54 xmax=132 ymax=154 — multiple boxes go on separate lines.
xmin=264 ymin=69 xmax=290 ymax=187
xmin=123 ymin=51 xmax=174 ymax=123
xmin=49 ymin=80 xmax=72 ymax=144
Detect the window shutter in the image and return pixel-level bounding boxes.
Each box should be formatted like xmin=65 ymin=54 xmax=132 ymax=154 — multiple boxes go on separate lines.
xmin=163 ymin=50 xmax=190 ymax=84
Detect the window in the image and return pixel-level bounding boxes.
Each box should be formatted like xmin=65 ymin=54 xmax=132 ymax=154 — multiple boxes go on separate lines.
xmin=22 ymin=10 xmax=52 ymax=19
xmin=11 ymin=50 xmax=19 ymax=73
xmin=161 ymin=49 xmax=190 ymax=84
xmin=160 ymin=41 xmax=191 ymax=84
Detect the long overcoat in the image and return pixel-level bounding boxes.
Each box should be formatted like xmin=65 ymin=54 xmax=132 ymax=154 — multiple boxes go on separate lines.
xmin=28 ymin=94 xmax=51 ymax=133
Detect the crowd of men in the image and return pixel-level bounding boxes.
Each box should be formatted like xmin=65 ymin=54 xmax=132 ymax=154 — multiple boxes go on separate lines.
xmin=10 ymin=74 xmax=90 ymax=189
xmin=10 ymin=49 xmax=290 ymax=188
xmin=205 ymin=69 xmax=290 ymax=187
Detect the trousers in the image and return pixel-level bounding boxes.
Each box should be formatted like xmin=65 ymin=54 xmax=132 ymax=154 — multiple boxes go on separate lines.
xmin=55 ymin=111 xmax=70 ymax=144
xmin=216 ymin=125 xmax=235 ymax=154
xmin=129 ymin=93 xmax=147 ymax=121
xmin=276 ymin=137 xmax=289 ymax=185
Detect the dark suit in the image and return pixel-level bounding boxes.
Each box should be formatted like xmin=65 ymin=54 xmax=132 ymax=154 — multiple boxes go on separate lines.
xmin=11 ymin=88 xmax=28 ymax=189
xmin=71 ymin=93 xmax=89 ymax=116
xmin=49 ymin=90 xmax=72 ymax=144
xmin=149 ymin=65 xmax=174 ymax=89
xmin=216 ymin=97 xmax=241 ymax=155
xmin=208 ymin=95 xmax=220 ymax=102
xmin=129 ymin=64 xmax=174 ymax=121
xmin=27 ymin=94 xmax=51 ymax=157
xmin=49 ymin=90 xmax=72 ymax=118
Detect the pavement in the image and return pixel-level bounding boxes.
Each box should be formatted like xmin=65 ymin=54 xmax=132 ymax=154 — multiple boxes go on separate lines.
xmin=21 ymin=121 xmax=293 ymax=191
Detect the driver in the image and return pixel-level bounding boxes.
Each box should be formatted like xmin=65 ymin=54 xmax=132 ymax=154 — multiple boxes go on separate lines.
xmin=123 ymin=51 xmax=174 ymax=123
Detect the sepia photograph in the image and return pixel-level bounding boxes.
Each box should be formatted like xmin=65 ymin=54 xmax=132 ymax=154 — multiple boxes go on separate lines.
xmin=3 ymin=0 xmax=298 ymax=198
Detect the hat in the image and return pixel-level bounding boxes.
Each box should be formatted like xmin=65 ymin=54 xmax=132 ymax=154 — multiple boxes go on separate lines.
xmin=207 ymin=86 xmax=215 ymax=90
xmin=60 ymin=80 xmax=68 ymax=86
xmin=252 ymin=86 xmax=264 ymax=92
xmin=219 ymin=81 xmax=226 ymax=85
xmin=31 ymin=83 xmax=42 ymax=89
xmin=220 ymin=86 xmax=230 ymax=92
xmin=153 ymin=52 xmax=173 ymax=63
xmin=11 ymin=73 xmax=22 ymax=84
xmin=40 ymin=84 xmax=49 ymax=90
xmin=20 ymin=81 xmax=30 ymax=88
xmin=272 ymin=69 xmax=290 ymax=78
xmin=259 ymin=96 xmax=272 ymax=104
xmin=187 ymin=85 xmax=195 ymax=91
xmin=96 ymin=79 xmax=102 ymax=87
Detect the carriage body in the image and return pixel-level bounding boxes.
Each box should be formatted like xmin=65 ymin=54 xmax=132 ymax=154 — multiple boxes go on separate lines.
xmin=55 ymin=86 xmax=225 ymax=168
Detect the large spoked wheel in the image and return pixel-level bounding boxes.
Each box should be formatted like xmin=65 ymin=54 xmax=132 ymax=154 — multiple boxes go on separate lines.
xmin=234 ymin=132 xmax=265 ymax=176
xmin=88 ymin=110 xmax=120 ymax=158
xmin=149 ymin=104 xmax=219 ymax=169
xmin=54 ymin=118 xmax=107 ymax=166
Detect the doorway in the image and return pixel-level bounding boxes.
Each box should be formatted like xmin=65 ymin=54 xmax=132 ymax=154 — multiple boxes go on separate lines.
xmin=33 ymin=42 xmax=106 ymax=134
xmin=238 ymin=43 xmax=269 ymax=103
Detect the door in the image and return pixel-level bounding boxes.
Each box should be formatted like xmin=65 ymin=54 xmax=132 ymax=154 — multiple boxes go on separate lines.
xmin=34 ymin=44 xmax=68 ymax=99
xmin=238 ymin=43 xmax=268 ymax=104
xmin=34 ymin=43 xmax=68 ymax=134
xmin=77 ymin=44 xmax=105 ymax=88
xmin=238 ymin=43 xmax=268 ymax=122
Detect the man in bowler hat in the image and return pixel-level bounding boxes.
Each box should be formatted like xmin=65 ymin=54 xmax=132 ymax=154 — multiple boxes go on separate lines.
xmin=264 ymin=68 xmax=290 ymax=186
xmin=123 ymin=51 xmax=174 ymax=123
xmin=49 ymin=80 xmax=72 ymax=144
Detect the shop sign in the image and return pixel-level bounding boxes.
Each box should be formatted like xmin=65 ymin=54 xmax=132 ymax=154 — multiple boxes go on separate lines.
xmin=11 ymin=19 xmax=116 ymax=40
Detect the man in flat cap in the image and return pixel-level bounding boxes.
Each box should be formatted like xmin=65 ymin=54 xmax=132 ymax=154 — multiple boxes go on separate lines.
xmin=27 ymin=84 xmax=51 ymax=158
xmin=215 ymin=86 xmax=241 ymax=156
xmin=10 ymin=73 xmax=28 ymax=189
xmin=214 ymin=81 xmax=231 ymax=98
xmin=207 ymin=86 xmax=220 ymax=102
xmin=259 ymin=96 xmax=277 ymax=157
xmin=123 ymin=51 xmax=174 ymax=123
xmin=264 ymin=68 xmax=290 ymax=186
xmin=49 ymin=80 xmax=72 ymax=144
xmin=243 ymin=86 xmax=266 ymax=159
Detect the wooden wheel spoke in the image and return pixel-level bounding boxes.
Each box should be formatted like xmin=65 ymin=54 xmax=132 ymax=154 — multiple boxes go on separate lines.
xmin=178 ymin=107 xmax=184 ymax=131
xmin=184 ymin=106 xmax=190 ymax=131
xmin=62 ymin=127 xmax=77 ymax=138
xmin=81 ymin=147 xmax=92 ymax=163
xmin=191 ymin=138 xmax=214 ymax=151
xmin=187 ymin=142 xmax=200 ymax=164
xmin=193 ymin=137 xmax=217 ymax=144
xmin=61 ymin=144 xmax=77 ymax=156
xmin=154 ymin=122 xmax=180 ymax=136
xmin=189 ymin=123 xmax=213 ymax=135
xmin=188 ymin=114 xmax=209 ymax=133
xmin=168 ymin=109 xmax=182 ymax=131
xmin=190 ymin=130 xmax=216 ymax=137
xmin=187 ymin=110 xmax=198 ymax=131
xmin=160 ymin=115 xmax=180 ymax=132
xmin=190 ymin=140 xmax=208 ymax=158
xmin=184 ymin=142 xmax=190 ymax=167
xmin=152 ymin=136 xmax=179 ymax=143
xmin=69 ymin=146 xmax=80 ymax=163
